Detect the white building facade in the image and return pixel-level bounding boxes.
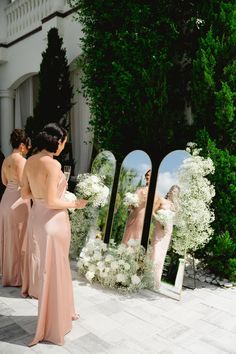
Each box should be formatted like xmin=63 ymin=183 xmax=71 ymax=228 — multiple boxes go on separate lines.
xmin=0 ymin=0 xmax=92 ymax=174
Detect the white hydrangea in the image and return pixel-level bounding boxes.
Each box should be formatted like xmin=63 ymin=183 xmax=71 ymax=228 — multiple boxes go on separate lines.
xmin=97 ymin=261 xmax=105 ymax=270
xmin=85 ymin=271 xmax=95 ymax=282
xmin=123 ymin=192 xmax=140 ymax=207
xmin=111 ymin=261 xmax=119 ymax=270
xmin=105 ymin=255 xmax=114 ymax=263
xmin=131 ymin=275 xmax=141 ymax=285
xmin=124 ymin=263 xmax=131 ymax=271
xmin=77 ymin=238 xmax=154 ymax=293
xmin=64 ymin=191 xmax=77 ymax=212
xmin=116 ymin=273 xmax=127 ymax=283
xmin=76 ymin=173 xmax=109 ymax=207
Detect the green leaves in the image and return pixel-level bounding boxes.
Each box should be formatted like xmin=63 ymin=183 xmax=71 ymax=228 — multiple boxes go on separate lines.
xmin=69 ymin=0 xmax=194 ymax=158
xmin=192 ymin=1 xmax=236 ymax=153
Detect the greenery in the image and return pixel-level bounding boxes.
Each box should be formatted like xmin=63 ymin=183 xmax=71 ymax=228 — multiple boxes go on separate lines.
xmin=195 ymin=131 xmax=236 ymax=281
xmin=70 ymin=206 xmax=98 ymax=259
xmin=191 ymin=2 xmax=236 ymax=281
xmin=68 ymin=0 xmax=236 ymax=280
xmin=68 ymin=0 xmax=198 ymax=159
xmin=192 ymin=1 xmax=236 ymax=154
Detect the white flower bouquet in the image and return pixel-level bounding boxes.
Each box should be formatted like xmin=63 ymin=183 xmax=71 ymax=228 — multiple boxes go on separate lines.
xmin=76 ymin=173 xmax=109 ymax=207
xmin=77 ymin=239 xmax=154 ymax=293
xmin=123 ymin=192 xmax=140 ymax=208
xmin=64 ymin=190 xmax=77 ymax=213
xmin=153 ymin=209 xmax=175 ymax=227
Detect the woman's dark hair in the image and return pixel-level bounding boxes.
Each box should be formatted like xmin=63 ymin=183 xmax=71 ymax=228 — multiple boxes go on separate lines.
xmin=145 ymin=169 xmax=151 ymax=177
xmin=35 ymin=123 xmax=67 ymax=153
xmin=10 ymin=129 xmax=31 ymax=149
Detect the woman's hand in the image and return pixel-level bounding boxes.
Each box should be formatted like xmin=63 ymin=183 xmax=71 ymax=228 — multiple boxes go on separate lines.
xmin=74 ymin=199 xmax=88 ymax=209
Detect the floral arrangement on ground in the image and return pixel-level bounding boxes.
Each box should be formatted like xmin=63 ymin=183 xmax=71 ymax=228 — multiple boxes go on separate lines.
xmin=77 ymin=239 xmax=154 ymax=293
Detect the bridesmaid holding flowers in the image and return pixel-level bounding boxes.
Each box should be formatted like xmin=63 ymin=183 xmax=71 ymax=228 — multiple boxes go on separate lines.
xmin=21 ymin=123 xmax=87 ymax=346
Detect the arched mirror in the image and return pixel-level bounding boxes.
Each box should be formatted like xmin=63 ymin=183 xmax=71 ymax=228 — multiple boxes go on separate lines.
xmin=90 ymin=150 xmax=116 ymax=240
xmin=110 ymin=150 xmax=152 ymax=245
xmin=148 ymin=150 xmax=190 ymax=300
xmin=70 ymin=151 xmax=116 ymax=259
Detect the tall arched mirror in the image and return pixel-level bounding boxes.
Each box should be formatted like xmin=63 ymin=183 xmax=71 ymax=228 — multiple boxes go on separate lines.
xmin=148 ymin=150 xmax=190 ymax=299
xmin=110 ymin=150 xmax=152 ymax=245
xmin=90 ymin=150 xmax=116 ymax=240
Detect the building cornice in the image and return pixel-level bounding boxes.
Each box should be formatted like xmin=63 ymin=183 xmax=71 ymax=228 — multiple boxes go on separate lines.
xmin=0 ymin=7 xmax=78 ymax=49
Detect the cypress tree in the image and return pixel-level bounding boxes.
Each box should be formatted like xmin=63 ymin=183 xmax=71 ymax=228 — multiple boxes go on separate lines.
xmin=25 ymin=27 xmax=73 ymax=139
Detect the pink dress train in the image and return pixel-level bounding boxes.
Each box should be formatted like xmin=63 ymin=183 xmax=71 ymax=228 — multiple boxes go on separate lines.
xmin=0 ymin=182 xmax=30 ymax=286
xmin=29 ymin=172 xmax=75 ymax=346
xmin=122 ymin=186 xmax=148 ymax=245
xmin=21 ymin=204 xmax=40 ymax=299
xmin=151 ymin=204 xmax=174 ymax=288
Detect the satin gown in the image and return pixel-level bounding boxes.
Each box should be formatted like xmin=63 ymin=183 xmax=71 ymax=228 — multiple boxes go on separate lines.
xmin=21 ymin=202 xmax=40 ymax=299
xmin=29 ymin=172 xmax=75 ymax=346
xmin=0 ymin=181 xmax=30 ymax=286
xmin=151 ymin=200 xmax=175 ymax=289
xmin=122 ymin=186 xmax=148 ymax=245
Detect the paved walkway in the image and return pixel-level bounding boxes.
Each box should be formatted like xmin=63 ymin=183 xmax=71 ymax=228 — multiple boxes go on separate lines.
xmin=0 ymin=266 xmax=236 ymax=354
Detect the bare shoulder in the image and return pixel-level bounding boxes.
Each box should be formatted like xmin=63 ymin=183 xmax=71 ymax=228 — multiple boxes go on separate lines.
xmin=14 ymin=154 xmax=26 ymax=164
xmin=43 ymin=157 xmax=61 ymax=172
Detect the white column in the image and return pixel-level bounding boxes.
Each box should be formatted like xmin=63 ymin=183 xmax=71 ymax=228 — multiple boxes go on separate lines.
xmin=0 ymin=90 xmax=14 ymax=156
xmin=0 ymin=0 xmax=9 ymax=43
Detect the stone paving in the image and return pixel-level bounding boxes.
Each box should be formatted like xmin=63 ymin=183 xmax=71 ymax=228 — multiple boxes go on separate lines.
xmin=0 ymin=267 xmax=236 ymax=354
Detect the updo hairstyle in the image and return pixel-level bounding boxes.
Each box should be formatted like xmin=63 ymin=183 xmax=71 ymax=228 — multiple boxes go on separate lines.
xmin=10 ymin=129 xmax=31 ymax=149
xmin=35 ymin=123 xmax=67 ymax=153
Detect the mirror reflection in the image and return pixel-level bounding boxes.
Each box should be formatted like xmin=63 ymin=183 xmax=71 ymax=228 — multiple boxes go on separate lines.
xmin=149 ymin=150 xmax=190 ymax=298
xmin=90 ymin=150 xmax=116 ymax=240
xmin=111 ymin=150 xmax=152 ymax=245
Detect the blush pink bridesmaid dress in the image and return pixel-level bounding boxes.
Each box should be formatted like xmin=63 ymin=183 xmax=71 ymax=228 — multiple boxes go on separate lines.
xmin=21 ymin=205 xmax=40 ymax=299
xmin=0 ymin=181 xmax=30 ymax=286
xmin=122 ymin=186 xmax=148 ymax=245
xmin=29 ymin=171 xmax=75 ymax=346
xmin=150 ymin=199 xmax=174 ymax=289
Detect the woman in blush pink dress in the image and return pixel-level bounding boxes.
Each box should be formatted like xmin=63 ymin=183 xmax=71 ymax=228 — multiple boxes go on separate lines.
xmin=122 ymin=169 xmax=151 ymax=245
xmin=21 ymin=123 xmax=87 ymax=346
xmin=0 ymin=129 xmax=31 ymax=286
xmin=150 ymin=185 xmax=180 ymax=289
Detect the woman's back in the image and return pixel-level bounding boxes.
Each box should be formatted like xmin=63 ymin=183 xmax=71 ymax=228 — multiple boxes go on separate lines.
xmin=2 ymin=152 xmax=26 ymax=185
xmin=24 ymin=153 xmax=60 ymax=200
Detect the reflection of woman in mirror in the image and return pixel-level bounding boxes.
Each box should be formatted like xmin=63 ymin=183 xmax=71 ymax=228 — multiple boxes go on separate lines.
xmin=150 ymin=185 xmax=180 ymax=289
xmin=121 ymin=169 xmax=151 ymax=245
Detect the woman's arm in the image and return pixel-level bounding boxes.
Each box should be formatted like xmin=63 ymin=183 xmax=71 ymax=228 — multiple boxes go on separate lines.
xmin=153 ymin=196 xmax=161 ymax=213
xmin=16 ymin=156 xmax=26 ymax=186
xmin=1 ymin=160 xmax=7 ymax=186
xmin=21 ymin=163 xmax=33 ymax=199
xmin=45 ymin=160 xmax=87 ymax=210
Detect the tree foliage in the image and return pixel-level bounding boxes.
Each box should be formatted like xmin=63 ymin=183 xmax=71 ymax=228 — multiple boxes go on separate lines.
xmin=25 ymin=27 xmax=73 ymax=139
xmin=68 ymin=0 xmax=203 ymax=159
xmin=192 ymin=1 xmax=236 ymax=153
